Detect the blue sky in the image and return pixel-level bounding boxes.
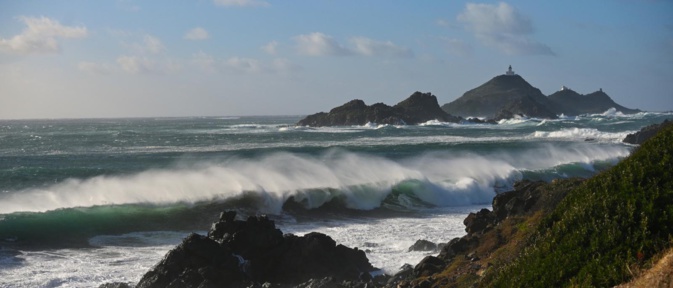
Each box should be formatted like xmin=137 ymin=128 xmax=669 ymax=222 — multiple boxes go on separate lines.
xmin=1 ymin=0 xmax=672 ymax=119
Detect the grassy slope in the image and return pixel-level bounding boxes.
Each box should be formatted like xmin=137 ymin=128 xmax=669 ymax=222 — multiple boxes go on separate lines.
xmin=484 ymin=125 xmax=673 ymax=287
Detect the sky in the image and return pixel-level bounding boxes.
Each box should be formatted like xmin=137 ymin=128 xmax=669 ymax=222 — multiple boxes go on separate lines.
xmin=1 ymin=0 xmax=672 ymax=119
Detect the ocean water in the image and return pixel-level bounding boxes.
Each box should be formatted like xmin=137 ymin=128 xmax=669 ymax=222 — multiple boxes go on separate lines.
xmin=0 ymin=109 xmax=670 ymax=287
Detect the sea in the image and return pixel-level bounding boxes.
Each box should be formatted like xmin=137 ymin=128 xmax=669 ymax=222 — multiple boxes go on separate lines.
xmin=0 ymin=108 xmax=670 ymax=287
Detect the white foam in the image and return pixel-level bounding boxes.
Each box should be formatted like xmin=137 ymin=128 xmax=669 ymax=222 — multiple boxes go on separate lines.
xmin=0 ymin=145 xmax=631 ymax=215
xmin=532 ymin=127 xmax=633 ymax=141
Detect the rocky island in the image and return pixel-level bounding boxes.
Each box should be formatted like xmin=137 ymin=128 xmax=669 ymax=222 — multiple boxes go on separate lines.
xmin=296 ymin=92 xmax=460 ymax=127
xmin=297 ymin=66 xmax=640 ymax=127
xmin=442 ymin=66 xmax=640 ymax=120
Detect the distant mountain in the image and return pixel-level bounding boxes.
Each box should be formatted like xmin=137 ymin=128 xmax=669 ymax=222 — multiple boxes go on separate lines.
xmin=441 ymin=74 xmax=557 ymax=119
xmin=296 ymin=92 xmax=460 ymax=126
xmin=547 ymin=88 xmax=640 ymax=115
xmin=441 ymin=68 xmax=640 ymax=119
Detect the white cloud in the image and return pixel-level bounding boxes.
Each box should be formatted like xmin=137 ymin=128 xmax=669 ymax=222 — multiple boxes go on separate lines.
xmin=350 ymin=37 xmax=413 ymax=58
xmin=213 ymin=0 xmax=270 ymax=7
xmin=261 ymin=41 xmax=278 ymax=55
xmin=184 ymin=27 xmax=209 ymax=40
xmin=457 ymin=2 xmax=554 ymax=55
xmin=191 ymin=51 xmax=216 ymax=71
xmin=294 ymin=32 xmax=352 ymax=56
xmin=142 ymin=35 xmax=164 ymax=54
xmin=271 ymin=58 xmax=302 ymax=74
xmin=78 ymin=61 xmax=111 ymax=74
xmin=117 ymin=55 xmax=155 ymax=74
xmin=436 ymin=19 xmax=450 ymax=27
xmin=225 ymin=57 xmax=265 ymax=73
xmin=440 ymin=37 xmax=472 ymax=57
xmin=0 ymin=16 xmax=87 ymax=55
xmin=116 ymin=55 xmax=180 ymax=74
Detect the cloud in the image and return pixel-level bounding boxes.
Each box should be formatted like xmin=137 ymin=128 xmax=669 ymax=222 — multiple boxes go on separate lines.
xmin=225 ymin=57 xmax=264 ymax=73
xmin=124 ymin=34 xmax=165 ymax=54
xmin=116 ymin=55 xmax=180 ymax=74
xmin=0 ymin=16 xmax=87 ymax=55
xmin=350 ymin=37 xmax=413 ymax=58
xmin=261 ymin=41 xmax=278 ymax=55
xmin=294 ymin=32 xmax=352 ymax=56
xmin=213 ymin=0 xmax=270 ymax=7
xmin=184 ymin=27 xmax=209 ymax=40
xmin=78 ymin=61 xmax=111 ymax=74
xmin=191 ymin=51 xmax=216 ymax=71
xmin=440 ymin=37 xmax=473 ymax=57
xmin=457 ymin=2 xmax=554 ymax=55
xmin=117 ymin=55 xmax=156 ymax=74
xmin=191 ymin=53 xmax=300 ymax=75
xmin=141 ymin=35 xmax=164 ymax=53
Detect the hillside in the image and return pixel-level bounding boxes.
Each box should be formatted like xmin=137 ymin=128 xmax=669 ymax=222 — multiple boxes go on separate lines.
xmin=441 ymin=74 xmax=557 ymax=119
xmin=483 ymin=124 xmax=673 ymax=287
xmin=392 ymin=123 xmax=673 ymax=288
xmin=548 ymin=88 xmax=640 ymax=115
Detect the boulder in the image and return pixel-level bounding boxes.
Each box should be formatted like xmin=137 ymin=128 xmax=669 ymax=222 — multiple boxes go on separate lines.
xmin=407 ymin=239 xmax=438 ymax=252
xmin=136 ymin=211 xmax=376 ymax=287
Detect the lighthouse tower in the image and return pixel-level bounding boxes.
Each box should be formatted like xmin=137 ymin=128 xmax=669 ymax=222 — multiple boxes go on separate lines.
xmin=505 ymin=65 xmax=516 ymax=76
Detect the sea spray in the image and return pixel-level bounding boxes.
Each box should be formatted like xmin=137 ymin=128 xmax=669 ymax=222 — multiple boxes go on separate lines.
xmin=0 ymin=144 xmax=630 ymax=215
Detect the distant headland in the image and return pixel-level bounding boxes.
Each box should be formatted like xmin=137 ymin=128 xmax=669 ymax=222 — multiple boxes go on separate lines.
xmin=297 ymin=66 xmax=640 ymax=126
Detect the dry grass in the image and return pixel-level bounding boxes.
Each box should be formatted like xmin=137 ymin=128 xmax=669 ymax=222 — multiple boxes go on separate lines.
xmin=616 ymin=248 xmax=673 ymax=288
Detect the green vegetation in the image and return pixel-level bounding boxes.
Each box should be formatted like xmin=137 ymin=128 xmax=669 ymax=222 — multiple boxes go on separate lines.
xmin=483 ymin=125 xmax=673 ymax=287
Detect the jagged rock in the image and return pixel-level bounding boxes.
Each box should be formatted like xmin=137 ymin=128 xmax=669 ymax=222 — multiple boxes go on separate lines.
xmin=463 ymin=208 xmax=495 ymax=234
xmin=407 ymin=239 xmax=438 ymax=252
xmin=623 ymin=119 xmax=672 ymax=145
xmin=296 ymin=92 xmax=461 ymax=127
xmin=548 ymin=88 xmax=640 ymax=115
xmin=413 ymin=256 xmax=445 ymax=277
xmin=136 ymin=211 xmax=376 ymax=288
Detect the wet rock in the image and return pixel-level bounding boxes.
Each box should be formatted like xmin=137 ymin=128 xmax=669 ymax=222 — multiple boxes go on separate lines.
xmin=407 ymin=239 xmax=438 ymax=252
xmin=136 ymin=211 xmax=376 ymax=288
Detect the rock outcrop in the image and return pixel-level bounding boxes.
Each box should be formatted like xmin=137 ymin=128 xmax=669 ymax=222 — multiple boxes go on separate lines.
xmin=296 ymin=92 xmax=460 ymax=127
xmin=623 ymin=119 xmax=672 ymax=145
xmin=548 ymin=88 xmax=640 ymax=115
xmin=135 ymin=211 xmax=376 ymax=288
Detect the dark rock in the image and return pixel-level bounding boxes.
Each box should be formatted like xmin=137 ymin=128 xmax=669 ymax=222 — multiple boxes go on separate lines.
xmin=623 ymin=119 xmax=672 ymax=145
xmin=548 ymin=88 xmax=640 ymax=115
xmin=463 ymin=208 xmax=495 ymax=234
xmin=442 ymin=74 xmax=557 ymax=119
xmin=136 ymin=211 xmax=376 ymax=288
xmin=413 ymin=256 xmax=445 ymax=277
xmin=407 ymin=239 xmax=438 ymax=252
xmin=297 ymin=92 xmax=461 ymax=127
xmin=441 ymin=70 xmax=638 ymax=119
xmin=98 ymin=283 xmax=132 ymax=288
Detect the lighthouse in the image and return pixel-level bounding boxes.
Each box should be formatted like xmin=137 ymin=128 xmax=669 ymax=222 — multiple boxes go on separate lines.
xmin=505 ymin=65 xmax=516 ymax=76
